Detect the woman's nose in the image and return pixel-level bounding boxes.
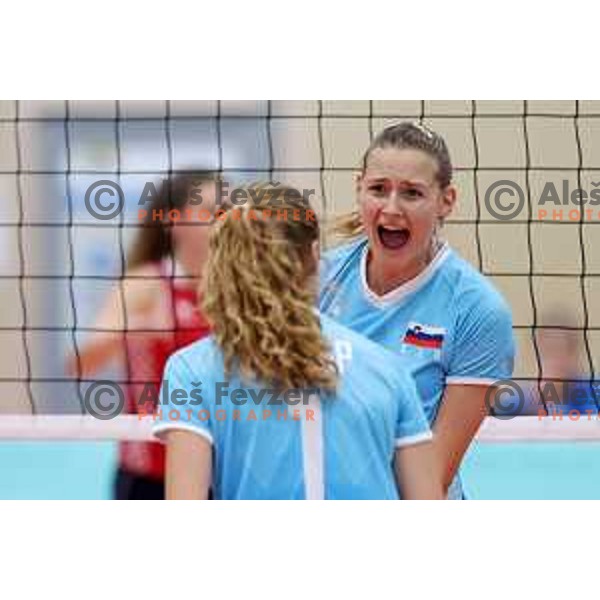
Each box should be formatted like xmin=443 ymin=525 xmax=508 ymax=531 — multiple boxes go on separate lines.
xmin=381 ymin=191 xmax=405 ymax=214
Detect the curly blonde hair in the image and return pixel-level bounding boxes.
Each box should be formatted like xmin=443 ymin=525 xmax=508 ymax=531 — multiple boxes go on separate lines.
xmin=201 ymin=184 xmax=338 ymax=392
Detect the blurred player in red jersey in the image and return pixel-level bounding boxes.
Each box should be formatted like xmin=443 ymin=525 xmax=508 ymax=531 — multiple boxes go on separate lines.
xmin=67 ymin=172 xmax=221 ymax=499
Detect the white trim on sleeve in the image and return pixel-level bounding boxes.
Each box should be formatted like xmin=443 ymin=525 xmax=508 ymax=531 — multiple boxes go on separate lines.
xmin=152 ymin=422 xmax=213 ymax=445
xmin=394 ymin=430 xmax=433 ymax=448
xmin=446 ymin=377 xmax=501 ymax=386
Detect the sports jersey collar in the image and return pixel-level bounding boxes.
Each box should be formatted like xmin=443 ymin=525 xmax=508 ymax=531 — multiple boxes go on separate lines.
xmin=360 ymin=241 xmax=451 ymax=307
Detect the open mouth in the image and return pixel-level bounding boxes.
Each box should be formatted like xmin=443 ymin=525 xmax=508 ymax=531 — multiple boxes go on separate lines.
xmin=377 ymin=225 xmax=410 ymax=250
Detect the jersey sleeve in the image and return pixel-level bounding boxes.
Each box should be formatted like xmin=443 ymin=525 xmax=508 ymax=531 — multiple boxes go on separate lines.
xmin=152 ymin=351 xmax=213 ymax=445
xmin=446 ymin=293 xmax=515 ymax=386
xmin=393 ymin=369 xmax=433 ymax=448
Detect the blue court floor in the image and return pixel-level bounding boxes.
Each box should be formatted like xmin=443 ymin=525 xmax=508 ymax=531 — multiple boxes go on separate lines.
xmin=0 ymin=441 xmax=599 ymax=499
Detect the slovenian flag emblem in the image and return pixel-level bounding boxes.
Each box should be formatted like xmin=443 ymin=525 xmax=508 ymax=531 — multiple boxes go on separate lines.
xmin=403 ymin=322 xmax=446 ymax=349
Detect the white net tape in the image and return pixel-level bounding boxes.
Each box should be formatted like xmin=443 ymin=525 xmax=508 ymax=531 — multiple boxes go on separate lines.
xmin=0 ymin=415 xmax=598 ymax=442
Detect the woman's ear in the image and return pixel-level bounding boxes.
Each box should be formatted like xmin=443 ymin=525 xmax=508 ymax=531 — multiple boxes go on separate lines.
xmin=355 ymin=172 xmax=364 ymax=199
xmin=303 ymin=239 xmax=321 ymax=287
xmin=438 ymin=184 xmax=457 ymax=220
xmin=311 ymin=239 xmax=320 ymax=266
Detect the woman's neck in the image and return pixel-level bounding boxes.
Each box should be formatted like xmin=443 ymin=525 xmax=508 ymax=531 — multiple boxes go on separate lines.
xmin=366 ymin=239 xmax=443 ymax=297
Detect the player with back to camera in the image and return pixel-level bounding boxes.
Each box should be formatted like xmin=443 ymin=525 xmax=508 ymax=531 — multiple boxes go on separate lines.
xmin=319 ymin=122 xmax=515 ymax=499
xmin=153 ymin=184 xmax=443 ymax=500
xmin=67 ymin=172 xmax=220 ymax=500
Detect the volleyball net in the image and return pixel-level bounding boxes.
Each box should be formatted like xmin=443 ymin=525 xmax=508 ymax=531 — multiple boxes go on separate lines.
xmin=0 ymin=100 xmax=599 ymax=443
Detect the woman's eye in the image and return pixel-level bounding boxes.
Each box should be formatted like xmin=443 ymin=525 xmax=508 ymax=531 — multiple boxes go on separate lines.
xmin=368 ymin=185 xmax=385 ymax=195
xmin=403 ymin=188 xmax=422 ymax=199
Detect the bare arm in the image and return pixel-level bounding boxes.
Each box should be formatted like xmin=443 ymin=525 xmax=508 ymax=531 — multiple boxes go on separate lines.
xmin=65 ymin=266 xmax=162 ymax=377
xmin=432 ymin=384 xmax=489 ymax=495
xmin=164 ymin=430 xmax=212 ymax=500
xmin=394 ymin=440 xmax=444 ymax=500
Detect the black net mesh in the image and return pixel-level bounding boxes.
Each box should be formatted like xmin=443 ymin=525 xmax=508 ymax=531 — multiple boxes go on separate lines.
xmin=0 ymin=100 xmax=598 ymax=415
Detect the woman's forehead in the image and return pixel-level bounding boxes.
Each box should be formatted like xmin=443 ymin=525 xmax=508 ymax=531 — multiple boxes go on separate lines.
xmin=365 ymin=147 xmax=438 ymax=183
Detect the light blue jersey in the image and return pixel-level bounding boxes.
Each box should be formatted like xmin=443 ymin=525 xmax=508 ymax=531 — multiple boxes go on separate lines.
xmin=319 ymin=238 xmax=515 ymax=498
xmin=152 ymin=312 xmax=432 ymax=500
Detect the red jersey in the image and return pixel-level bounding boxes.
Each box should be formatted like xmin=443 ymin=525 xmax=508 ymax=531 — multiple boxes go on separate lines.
xmin=119 ymin=260 xmax=211 ymax=480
